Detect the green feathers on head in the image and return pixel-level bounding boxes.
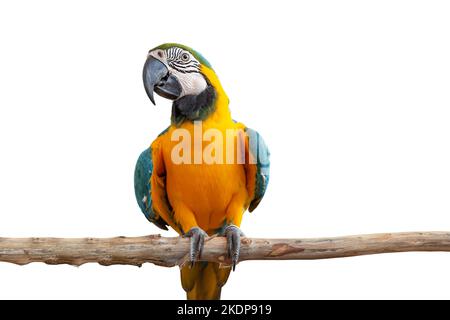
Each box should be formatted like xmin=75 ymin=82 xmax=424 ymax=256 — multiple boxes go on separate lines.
xmin=151 ymin=43 xmax=213 ymax=69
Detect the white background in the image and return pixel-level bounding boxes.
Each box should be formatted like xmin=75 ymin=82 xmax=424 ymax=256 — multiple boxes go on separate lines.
xmin=0 ymin=0 xmax=449 ymax=299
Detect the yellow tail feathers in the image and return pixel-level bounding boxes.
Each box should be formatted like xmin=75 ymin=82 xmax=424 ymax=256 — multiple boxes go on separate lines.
xmin=181 ymin=262 xmax=231 ymax=300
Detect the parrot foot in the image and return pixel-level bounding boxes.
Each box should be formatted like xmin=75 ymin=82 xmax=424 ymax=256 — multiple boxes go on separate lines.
xmin=224 ymin=224 xmax=245 ymax=271
xmin=183 ymin=227 xmax=208 ymax=267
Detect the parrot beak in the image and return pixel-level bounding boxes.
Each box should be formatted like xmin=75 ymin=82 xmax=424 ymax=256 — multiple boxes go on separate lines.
xmin=143 ymin=56 xmax=182 ymax=105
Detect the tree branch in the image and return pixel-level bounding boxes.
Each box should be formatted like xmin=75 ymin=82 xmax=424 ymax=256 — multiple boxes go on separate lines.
xmin=0 ymin=232 xmax=449 ymax=268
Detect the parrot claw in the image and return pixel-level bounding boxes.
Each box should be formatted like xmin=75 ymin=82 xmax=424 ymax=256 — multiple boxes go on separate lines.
xmin=183 ymin=227 xmax=208 ymax=266
xmin=224 ymin=224 xmax=245 ymax=271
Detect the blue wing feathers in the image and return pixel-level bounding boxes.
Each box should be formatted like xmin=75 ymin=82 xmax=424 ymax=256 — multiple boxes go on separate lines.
xmin=134 ymin=148 xmax=168 ymax=230
xmin=245 ymin=127 xmax=270 ymax=212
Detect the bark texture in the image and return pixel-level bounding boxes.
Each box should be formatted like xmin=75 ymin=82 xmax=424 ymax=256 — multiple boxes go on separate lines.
xmin=0 ymin=232 xmax=449 ymax=267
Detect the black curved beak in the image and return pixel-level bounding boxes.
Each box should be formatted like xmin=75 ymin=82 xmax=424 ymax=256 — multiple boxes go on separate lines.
xmin=143 ymin=56 xmax=182 ymax=105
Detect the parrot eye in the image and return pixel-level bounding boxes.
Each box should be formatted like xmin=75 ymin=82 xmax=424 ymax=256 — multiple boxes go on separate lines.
xmin=181 ymin=53 xmax=190 ymax=62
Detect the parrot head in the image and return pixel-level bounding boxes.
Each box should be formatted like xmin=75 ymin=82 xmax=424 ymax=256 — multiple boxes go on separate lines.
xmin=143 ymin=43 xmax=215 ymax=105
xmin=143 ymin=43 xmax=227 ymax=125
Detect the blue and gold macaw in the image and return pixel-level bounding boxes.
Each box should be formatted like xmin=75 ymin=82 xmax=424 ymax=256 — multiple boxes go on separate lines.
xmin=134 ymin=44 xmax=270 ymax=300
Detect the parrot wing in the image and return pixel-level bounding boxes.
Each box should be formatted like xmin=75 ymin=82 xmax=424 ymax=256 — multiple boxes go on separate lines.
xmin=244 ymin=127 xmax=270 ymax=212
xmin=134 ymin=147 xmax=169 ymax=230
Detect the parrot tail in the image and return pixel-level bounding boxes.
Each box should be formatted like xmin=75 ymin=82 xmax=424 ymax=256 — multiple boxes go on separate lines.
xmin=181 ymin=262 xmax=231 ymax=300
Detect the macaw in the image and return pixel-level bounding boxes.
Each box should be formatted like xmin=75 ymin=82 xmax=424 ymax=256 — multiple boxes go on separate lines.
xmin=134 ymin=43 xmax=270 ymax=300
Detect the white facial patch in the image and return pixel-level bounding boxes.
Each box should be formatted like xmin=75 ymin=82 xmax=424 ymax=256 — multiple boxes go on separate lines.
xmin=172 ymin=69 xmax=207 ymax=96
xmin=148 ymin=47 xmax=208 ymax=98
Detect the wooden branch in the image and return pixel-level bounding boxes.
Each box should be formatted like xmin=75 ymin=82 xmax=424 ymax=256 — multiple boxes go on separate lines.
xmin=1 ymin=232 xmax=450 ymax=267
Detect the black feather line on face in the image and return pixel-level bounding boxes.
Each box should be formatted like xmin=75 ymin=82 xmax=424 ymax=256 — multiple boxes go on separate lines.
xmin=168 ymin=68 xmax=200 ymax=74
xmin=165 ymin=47 xmax=200 ymax=73
xmin=168 ymin=61 xmax=200 ymax=73
xmin=171 ymin=85 xmax=216 ymax=126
